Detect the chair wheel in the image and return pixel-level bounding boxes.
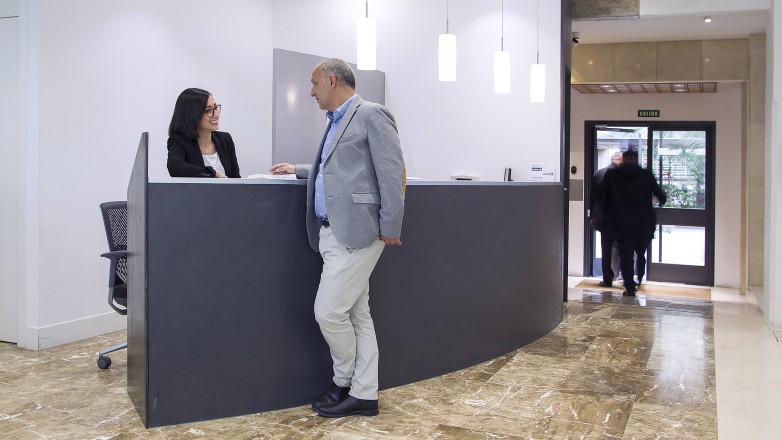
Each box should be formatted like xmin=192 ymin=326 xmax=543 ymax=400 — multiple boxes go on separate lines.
xmin=97 ymin=355 xmax=112 ymax=369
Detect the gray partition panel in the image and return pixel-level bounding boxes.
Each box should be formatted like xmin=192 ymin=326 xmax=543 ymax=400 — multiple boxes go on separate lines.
xmin=126 ymin=133 xmax=149 ymax=426
xmin=133 ymin=180 xmax=564 ymax=427
xmin=272 ymin=49 xmax=386 ymax=165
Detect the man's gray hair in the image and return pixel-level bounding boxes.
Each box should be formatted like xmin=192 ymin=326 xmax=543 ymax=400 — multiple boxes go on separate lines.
xmin=320 ymin=58 xmax=356 ymax=90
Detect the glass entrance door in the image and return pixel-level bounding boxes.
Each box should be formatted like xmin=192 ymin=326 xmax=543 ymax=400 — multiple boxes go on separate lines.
xmin=585 ymin=122 xmax=715 ymax=286
xmin=645 ymin=127 xmax=714 ymax=285
xmin=589 ymin=126 xmax=648 ymax=280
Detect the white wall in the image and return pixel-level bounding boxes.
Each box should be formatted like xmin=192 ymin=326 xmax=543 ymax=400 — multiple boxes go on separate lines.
xmin=273 ymin=0 xmax=562 ymax=182
xmin=568 ymin=82 xmax=743 ymax=288
xmin=19 ymin=0 xmax=274 ymax=348
xmin=15 ymin=0 xmax=563 ymax=348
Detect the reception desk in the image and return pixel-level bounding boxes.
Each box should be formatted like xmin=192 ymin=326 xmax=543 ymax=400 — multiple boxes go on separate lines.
xmin=126 ymin=137 xmax=565 ymax=427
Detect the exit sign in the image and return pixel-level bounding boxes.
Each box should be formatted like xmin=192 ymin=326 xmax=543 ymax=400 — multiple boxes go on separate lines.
xmin=638 ymin=109 xmax=660 ymax=117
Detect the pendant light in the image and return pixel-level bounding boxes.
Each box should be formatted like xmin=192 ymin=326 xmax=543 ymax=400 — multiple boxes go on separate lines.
xmin=494 ymin=0 xmax=510 ymax=94
xmin=357 ymin=0 xmax=376 ymax=70
xmin=438 ymin=0 xmax=457 ymax=81
xmin=530 ymin=0 xmax=545 ymax=102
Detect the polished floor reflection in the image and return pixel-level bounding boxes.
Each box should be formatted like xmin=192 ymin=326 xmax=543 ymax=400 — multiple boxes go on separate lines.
xmin=1 ymin=285 xmax=777 ymax=439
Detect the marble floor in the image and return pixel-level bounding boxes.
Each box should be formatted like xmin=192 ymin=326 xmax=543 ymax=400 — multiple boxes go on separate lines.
xmin=1 ymin=284 xmax=780 ymax=439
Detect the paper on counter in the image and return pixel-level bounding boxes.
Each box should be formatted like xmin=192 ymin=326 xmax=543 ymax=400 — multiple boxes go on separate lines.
xmin=246 ymin=173 xmax=297 ymax=180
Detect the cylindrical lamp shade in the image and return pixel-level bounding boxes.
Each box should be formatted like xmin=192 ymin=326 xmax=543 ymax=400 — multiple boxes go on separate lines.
xmin=438 ymin=34 xmax=457 ymax=81
xmin=494 ymin=51 xmax=511 ymax=94
xmin=356 ymin=17 xmax=377 ymax=70
xmin=530 ymin=63 xmax=546 ymax=102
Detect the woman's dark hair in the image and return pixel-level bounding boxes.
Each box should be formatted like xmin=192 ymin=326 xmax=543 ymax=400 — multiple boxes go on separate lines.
xmin=168 ymin=88 xmax=211 ymax=139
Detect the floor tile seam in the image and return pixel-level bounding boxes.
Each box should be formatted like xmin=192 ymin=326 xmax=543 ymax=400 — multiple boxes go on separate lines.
xmin=428 ymin=423 xmax=528 ymax=440
xmin=713 ymin=349 xmax=782 ymax=360
xmin=629 ymin=402 xmax=718 ymax=420
xmin=712 ymin=329 xmax=781 ymax=340
xmin=650 ymin=343 xmax=715 ymax=355
xmin=636 ymin=368 xmax=717 ymax=380
xmin=715 ymin=412 xmax=782 ymax=423
xmin=661 ymin=305 xmax=714 ymax=312
xmin=713 ymin=311 xmax=771 ymax=320
xmin=714 ymin=374 xmax=782 ymax=386
xmin=631 ymin=404 xmax=718 ymax=422
xmin=515 ymin=415 xmax=628 ymax=434
xmin=714 ymin=374 xmax=782 ymax=389
xmin=712 ymin=323 xmax=776 ymax=332
xmin=712 ymin=334 xmax=780 ymax=346
xmin=486 ymin=410 xmax=632 ymax=438
xmin=541 ymin=413 xmax=633 ymax=434
xmin=716 ymin=408 xmax=782 ymax=422
xmin=483 ymin=382 xmax=640 ymax=403
xmin=584 ymin=355 xmax=653 ymax=367
xmin=717 ymin=388 xmax=782 ymax=406
xmin=712 ymin=319 xmax=778 ymax=330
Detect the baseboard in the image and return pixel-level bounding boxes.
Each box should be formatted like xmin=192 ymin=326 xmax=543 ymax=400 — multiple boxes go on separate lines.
xmin=34 ymin=312 xmax=126 ymax=350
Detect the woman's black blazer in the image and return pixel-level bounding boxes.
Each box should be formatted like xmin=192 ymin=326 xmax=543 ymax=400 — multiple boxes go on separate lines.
xmin=167 ymin=131 xmax=241 ymax=178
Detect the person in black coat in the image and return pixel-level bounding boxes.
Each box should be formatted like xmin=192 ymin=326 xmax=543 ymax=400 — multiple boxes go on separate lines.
xmin=600 ymin=150 xmax=667 ymax=296
xmin=589 ymin=151 xmax=622 ymax=287
xmin=167 ymin=88 xmax=241 ymax=178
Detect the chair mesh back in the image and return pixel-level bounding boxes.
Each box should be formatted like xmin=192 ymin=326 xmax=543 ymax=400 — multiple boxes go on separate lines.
xmin=101 ymin=202 xmax=128 ymax=284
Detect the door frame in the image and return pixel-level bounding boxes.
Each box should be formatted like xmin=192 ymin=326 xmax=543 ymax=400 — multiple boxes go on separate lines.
xmin=583 ymin=120 xmax=716 ymax=286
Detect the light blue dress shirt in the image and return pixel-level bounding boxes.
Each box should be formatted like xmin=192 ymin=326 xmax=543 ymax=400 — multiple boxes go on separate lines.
xmin=314 ymin=95 xmax=356 ymax=220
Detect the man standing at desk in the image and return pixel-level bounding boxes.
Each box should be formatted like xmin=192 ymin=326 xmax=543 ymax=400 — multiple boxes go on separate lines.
xmin=269 ymin=58 xmax=405 ymax=418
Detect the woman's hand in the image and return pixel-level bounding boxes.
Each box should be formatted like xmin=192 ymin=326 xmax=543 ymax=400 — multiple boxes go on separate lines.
xmin=269 ymin=163 xmax=295 ymax=175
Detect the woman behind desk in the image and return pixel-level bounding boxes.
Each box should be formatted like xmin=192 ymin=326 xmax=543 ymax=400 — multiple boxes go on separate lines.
xmin=167 ymin=88 xmax=241 ymax=178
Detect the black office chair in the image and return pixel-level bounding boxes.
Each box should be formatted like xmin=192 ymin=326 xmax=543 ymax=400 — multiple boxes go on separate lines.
xmin=97 ymin=201 xmax=128 ymax=369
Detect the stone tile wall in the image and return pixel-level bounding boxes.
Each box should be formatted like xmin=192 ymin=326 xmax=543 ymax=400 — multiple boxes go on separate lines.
xmin=572 ymin=40 xmax=749 ymax=83
xmin=572 ymin=0 xmax=639 ymax=20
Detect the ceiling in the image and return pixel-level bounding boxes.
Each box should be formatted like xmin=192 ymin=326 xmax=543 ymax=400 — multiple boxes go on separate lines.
xmin=570 ymin=10 xmax=768 ymax=94
xmin=572 ymin=11 xmax=769 ymax=45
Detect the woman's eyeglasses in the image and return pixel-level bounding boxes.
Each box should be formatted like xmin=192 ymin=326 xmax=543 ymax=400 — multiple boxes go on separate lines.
xmin=204 ymin=104 xmax=222 ymax=117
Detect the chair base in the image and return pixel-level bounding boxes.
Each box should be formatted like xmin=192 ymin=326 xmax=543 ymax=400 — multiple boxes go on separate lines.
xmin=97 ymin=341 xmax=127 ymax=369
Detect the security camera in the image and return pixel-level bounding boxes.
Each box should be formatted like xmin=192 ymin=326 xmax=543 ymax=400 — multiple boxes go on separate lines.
xmin=572 ymin=32 xmax=580 ymax=47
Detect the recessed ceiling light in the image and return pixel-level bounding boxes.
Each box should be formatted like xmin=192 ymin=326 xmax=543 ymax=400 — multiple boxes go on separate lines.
xmin=704 ymin=17 xmax=712 ymax=23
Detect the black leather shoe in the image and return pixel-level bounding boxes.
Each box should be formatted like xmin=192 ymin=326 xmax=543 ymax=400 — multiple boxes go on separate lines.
xmin=312 ymin=382 xmax=350 ymax=411
xmin=598 ymin=281 xmax=612 ymax=287
xmin=315 ymin=395 xmax=379 ymax=418
xmin=622 ymin=290 xmax=636 ymax=297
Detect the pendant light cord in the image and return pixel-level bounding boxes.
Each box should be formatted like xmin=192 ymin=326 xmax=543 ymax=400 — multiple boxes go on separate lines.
xmin=365 ymin=0 xmax=368 ymax=18
xmin=535 ymin=0 xmax=540 ymax=63
xmin=500 ymin=0 xmax=504 ymax=51
xmin=446 ymin=0 xmax=450 ymax=33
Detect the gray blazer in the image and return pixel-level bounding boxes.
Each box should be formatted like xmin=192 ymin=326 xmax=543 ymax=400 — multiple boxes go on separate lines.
xmin=296 ymin=96 xmax=405 ymax=252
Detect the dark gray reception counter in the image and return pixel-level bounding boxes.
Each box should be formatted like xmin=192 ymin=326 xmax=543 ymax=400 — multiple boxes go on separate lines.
xmin=126 ymin=139 xmax=565 ymax=427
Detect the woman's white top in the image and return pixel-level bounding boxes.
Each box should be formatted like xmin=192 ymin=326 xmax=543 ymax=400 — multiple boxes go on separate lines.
xmin=202 ymin=152 xmax=226 ymax=177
